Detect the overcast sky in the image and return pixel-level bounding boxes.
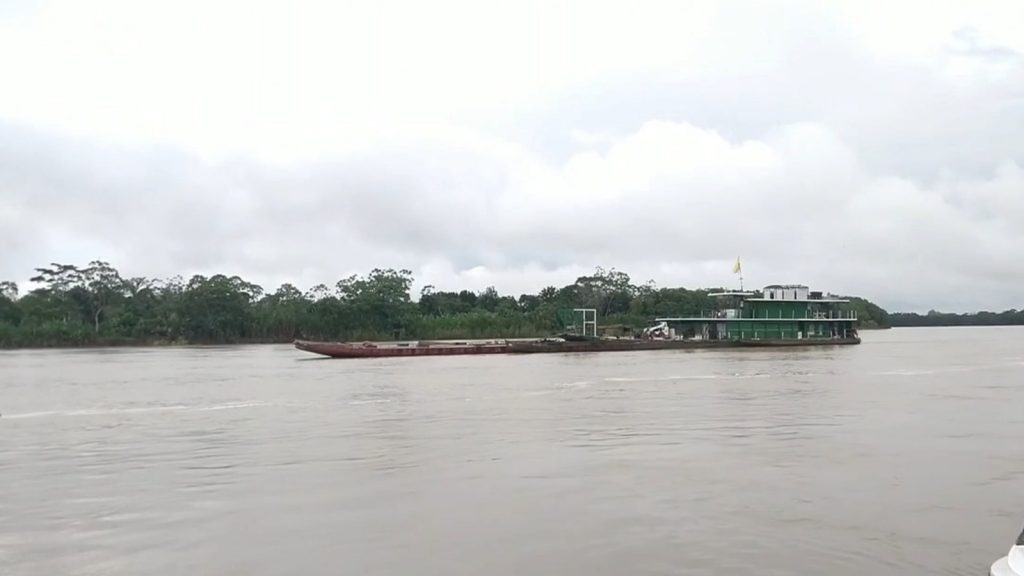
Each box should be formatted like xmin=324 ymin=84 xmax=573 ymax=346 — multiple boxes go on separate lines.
xmin=1 ymin=0 xmax=1022 ymax=312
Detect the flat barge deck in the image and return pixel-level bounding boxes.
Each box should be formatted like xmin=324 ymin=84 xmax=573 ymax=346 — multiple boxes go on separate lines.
xmin=294 ymin=339 xmax=511 ymax=358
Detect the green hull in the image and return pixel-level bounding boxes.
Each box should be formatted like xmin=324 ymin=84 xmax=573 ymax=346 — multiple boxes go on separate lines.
xmin=508 ymin=337 xmax=860 ymax=354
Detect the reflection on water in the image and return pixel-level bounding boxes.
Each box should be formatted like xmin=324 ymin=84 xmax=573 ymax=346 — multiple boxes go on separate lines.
xmin=2 ymin=327 xmax=1023 ymax=575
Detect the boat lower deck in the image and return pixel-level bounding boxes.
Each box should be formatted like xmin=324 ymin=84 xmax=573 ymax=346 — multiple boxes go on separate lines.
xmin=507 ymin=337 xmax=861 ymax=354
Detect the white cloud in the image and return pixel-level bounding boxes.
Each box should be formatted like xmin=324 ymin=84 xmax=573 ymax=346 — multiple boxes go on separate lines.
xmin=3 ymin=117 xmax=1023 ymax=312
xmin=1 ymin=0 xmax=1023 ymax=312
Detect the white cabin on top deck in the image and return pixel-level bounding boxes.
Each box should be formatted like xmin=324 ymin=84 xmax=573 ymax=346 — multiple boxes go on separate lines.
xmin=763 ymin=284 xmax=810 ymax=301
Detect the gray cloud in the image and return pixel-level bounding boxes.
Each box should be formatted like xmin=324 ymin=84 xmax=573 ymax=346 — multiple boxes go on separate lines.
xmin=502 ymin=23 xmax=1024 ymax=183
xmin=2 ymin=114 xmax=1023 ymax=313
xmin=2 ymin=4 xmax=1023 ymax=313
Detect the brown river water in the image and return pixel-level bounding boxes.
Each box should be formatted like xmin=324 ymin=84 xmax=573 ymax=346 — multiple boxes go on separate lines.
xmin=1 ymin=327 xmax=1022 ymax=575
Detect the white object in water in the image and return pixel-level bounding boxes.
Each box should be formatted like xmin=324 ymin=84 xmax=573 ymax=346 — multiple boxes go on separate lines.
xmin=991 ymin=527 xmax=1024 ymax=576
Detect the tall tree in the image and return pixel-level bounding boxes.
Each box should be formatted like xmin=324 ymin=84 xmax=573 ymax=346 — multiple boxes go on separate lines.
xmin=180 ymin=274 xmax=263 ymax=342
xmin=0 ymin=281 xmax=17 ymax=300
xmin=0 ymin=281 xmax=21 ymax=326
xmin=81 ymin=260 xmax=126 ymax=333
xmin=571 ymin=267 xmax=637 ymax=317
xmin=336 ymin=268 xmax=414 ymax=336
xmin=29 ymin=263 xmax=83 ymax=323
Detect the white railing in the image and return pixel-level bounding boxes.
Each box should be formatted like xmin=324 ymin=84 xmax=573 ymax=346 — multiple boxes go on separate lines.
xmin=662 ymin=311 xmax=858 ymax=321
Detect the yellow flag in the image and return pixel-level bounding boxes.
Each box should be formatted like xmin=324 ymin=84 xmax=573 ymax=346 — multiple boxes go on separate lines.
xmin=732 ymin=257 xmax=742 ymax=274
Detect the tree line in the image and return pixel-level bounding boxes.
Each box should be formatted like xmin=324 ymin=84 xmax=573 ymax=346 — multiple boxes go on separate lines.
xmin=0 ymin=261 xmax=890 ymax=348
xmin=889 ymin=310 xmax=1024 ymax=327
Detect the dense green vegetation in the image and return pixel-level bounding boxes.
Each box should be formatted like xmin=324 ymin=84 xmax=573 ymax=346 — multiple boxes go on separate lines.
xmin=842 ymin=297 xmax=890 ymax=329
xmin=0 ymin=262 xmax=889 ymax=347
xmin=890 ymin=310 xmax=1024 ymax=327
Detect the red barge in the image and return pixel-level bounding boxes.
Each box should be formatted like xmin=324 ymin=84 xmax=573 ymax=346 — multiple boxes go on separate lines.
xmin=294 ymin=339 xmax=512 ymax=358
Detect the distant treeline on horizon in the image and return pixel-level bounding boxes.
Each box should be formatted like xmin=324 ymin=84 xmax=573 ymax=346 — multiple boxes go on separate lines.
xmin=0 ymin=259 xmax=915 ymax=348
xmin=888 ymin=310 xmax=1024 ymax=327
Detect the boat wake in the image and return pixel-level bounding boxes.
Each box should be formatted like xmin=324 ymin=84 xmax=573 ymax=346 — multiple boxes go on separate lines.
xmin=2 ymin=401 xmax=273 ymax=419
xmin=872 ymin=365 xmax=993 ymax=376
xmin=604 ymin=373 xmax=771 ymax=383
xmin=197 ymin=401 xmax=272 ymax=411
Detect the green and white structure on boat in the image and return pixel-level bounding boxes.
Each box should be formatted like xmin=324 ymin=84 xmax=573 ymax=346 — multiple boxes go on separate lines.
xmin=652 ymin=284 xmax=859 ymax=343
